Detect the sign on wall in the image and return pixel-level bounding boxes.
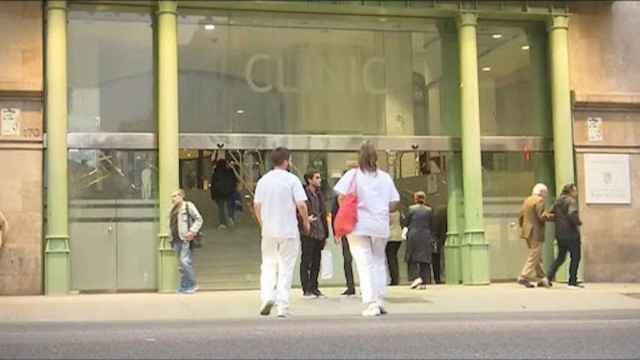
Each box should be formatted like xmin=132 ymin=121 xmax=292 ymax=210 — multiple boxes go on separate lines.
xmin=1 ymin=108 xmax=21 ymax=136
xmin=587 ymin=116 xmax=603 ymax=142
xmin=584 ymin=154 xmax=631 ymax=204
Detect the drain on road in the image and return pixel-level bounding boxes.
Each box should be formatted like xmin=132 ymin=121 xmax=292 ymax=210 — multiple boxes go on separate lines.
xmin=622 ymin=293 xmax=640 ymax=300
xmin=386 ymin=297 xmax=432 ymax=304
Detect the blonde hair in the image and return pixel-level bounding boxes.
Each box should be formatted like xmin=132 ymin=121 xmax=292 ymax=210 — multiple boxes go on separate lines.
xmin=532 ymin=183 xmax=548 ymax=196
xmin=171 ymin=189 xmax=185 ymax=198
xmin=358 ymin=140 xmax=378 ymax=173
xmin=414 ymin=191 xmax=426 ymax=204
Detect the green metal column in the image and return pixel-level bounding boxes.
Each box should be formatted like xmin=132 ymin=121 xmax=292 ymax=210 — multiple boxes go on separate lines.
xmin=528 ymin=26 xmax=556 ymax=268
xmin=457 ymin=13 xmax=490 ymax=285
xmin=439 ymin=20 xmax=463 ymax=285
xmin=156 ymin=0 xmax=180 ymax=292
xmin=548 ymin=15 xmax=575 ymax=191
xmin=548 ymin=15 xmax=577 ymax=282
xmin=44 ymin=0 xmax=71 ymax=295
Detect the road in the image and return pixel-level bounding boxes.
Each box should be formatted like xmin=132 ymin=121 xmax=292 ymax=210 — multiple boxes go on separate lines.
xmin=2 ymin=310 xmax=639 ymax=359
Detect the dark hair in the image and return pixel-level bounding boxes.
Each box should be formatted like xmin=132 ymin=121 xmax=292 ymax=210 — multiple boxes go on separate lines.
xmin=271 ymin=147 xmax=290 ymax=167
xmin=358 ymin=141 xmax=377 ymax=173
xmin=304 ymin=169 xmax=320 ymax=185
xmin=561 ymin=183 xmax=576 ymax=195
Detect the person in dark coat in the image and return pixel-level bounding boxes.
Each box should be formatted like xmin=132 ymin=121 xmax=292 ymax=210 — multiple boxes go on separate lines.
xmin=403 ymin=191 xmax=434 ymax=290
xmin=210 ymin=159 xmax=238 ymax=229
xmin=543 ymin=183 xmax=583 ymax=288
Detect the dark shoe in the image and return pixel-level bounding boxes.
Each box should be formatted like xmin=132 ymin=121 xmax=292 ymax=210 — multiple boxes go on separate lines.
xmin=341 ymin=288 xmax=355 ymax=296
xmin=517 ymin=278 xmax=535 ymax=288
xmin=259 ymin=300 xmax=274 ymax=316
xmin=312 ymin=289 xmax=325 ymax=298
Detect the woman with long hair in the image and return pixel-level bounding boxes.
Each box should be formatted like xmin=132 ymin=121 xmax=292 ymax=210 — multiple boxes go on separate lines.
xmin=334 ymin=141 xmax=400 ymax=316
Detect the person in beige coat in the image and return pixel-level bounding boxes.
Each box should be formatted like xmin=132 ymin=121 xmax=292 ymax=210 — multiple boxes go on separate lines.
xmin=0 ymin=211 xmax=8 ymax=248
xmin=517 ymin=183 xmax=551 ymax=288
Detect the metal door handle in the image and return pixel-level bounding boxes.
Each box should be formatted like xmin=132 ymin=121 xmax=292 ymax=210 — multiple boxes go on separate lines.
xmin=107 ymin=225 xmax=113 ymax=232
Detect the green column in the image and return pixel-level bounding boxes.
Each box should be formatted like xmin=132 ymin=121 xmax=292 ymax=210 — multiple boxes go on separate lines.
xmin=156 ymin=0 xmax=180 ymax=293
xmin=548 ymin=15 xmax=578 ymax=282
xmin=457 ymin=13 xmax=490 ymax=285
xmin=528 ymin=26 xmax=556 ymax=268
xmin=439 ymin=20 xmax=463 ymax=285
xmin=44 ymin=0 xmax=71 ymax=295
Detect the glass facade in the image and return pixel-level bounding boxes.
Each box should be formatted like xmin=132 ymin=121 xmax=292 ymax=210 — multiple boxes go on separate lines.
xmin=477 ymin=22 xmax=551 ymax=136
xmin=68 ymin=9 xmax=155 ymax=132
xmin=178 ymin=12 xmax=451 ymax=135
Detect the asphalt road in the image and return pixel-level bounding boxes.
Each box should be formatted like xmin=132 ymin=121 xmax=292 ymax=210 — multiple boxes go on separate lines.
xmin=2 ymin=310 xmax=639 ymax=359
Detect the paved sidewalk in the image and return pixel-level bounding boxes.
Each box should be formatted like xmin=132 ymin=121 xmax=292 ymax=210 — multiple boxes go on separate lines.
xmin=1 ymin=283 xmax=640 ymax=322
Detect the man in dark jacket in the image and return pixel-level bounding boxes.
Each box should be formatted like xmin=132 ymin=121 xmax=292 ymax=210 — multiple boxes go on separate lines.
xmin=543 ymin=183 xmax=583 ymax=288
xmin=299 ymin=170 xmax=329 ymax=297
xmin=210 ymin=159 xmax=238 ymax=229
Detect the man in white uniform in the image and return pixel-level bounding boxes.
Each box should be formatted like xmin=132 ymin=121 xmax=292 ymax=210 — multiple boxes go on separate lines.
xmin=254 ymin=147 xmax=310 ymax=318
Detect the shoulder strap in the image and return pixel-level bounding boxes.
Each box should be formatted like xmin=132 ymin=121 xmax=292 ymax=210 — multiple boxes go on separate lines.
xmin=185 ymin=202 xmax=192 ymax=228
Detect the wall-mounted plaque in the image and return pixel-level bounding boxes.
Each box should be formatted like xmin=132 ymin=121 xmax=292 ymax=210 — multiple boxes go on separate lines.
xmin=584 ymin=154 xmax=631 ymax=204
xmin=587 ymin=116 xmax=603 ymax=142
xmin=1 ymin=108 xmax=21 ymax=136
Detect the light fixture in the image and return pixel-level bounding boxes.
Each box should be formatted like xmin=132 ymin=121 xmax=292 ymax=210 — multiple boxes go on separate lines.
xmin=204 ymin=24 xmax=215 ymax=31
xmin=236 ymin=109 xmax=245 ymax=114
xmin=521 ymin=45 xmax=531 ymax=50
xmin=481 ymin=66 xmax=492 ymax=72
xmin=491 ymin=33 xmax=503 ymax=39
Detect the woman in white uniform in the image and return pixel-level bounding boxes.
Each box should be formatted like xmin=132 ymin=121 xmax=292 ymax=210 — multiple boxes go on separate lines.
xmin=334 ymin=141 xmax=400 ymax=317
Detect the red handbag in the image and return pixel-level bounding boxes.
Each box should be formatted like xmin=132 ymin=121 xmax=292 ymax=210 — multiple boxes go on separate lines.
xmin=334 ymin=173 xmax=358 ymax=238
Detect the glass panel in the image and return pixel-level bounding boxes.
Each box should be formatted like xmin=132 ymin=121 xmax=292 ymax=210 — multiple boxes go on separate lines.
xmin=69 ymin=149 xmax=158 ymax=291
xmin=477 ymin=22 xmax=551 ymax=136
xmin=482 ymin=151 xmax=554 ymax=281
xmin=68 ymin=9 xmax=154 ymax=132
xmin=178 ymin=12 xmax=449 ymax=135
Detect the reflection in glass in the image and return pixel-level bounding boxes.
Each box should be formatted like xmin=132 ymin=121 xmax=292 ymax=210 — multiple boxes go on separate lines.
xmin=178 ymin=13 xmax=450 ymax=135
xmin=68 ymin=9 xmax=154 ymax=132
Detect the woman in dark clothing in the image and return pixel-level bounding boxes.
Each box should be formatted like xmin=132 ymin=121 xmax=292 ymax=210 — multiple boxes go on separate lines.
xmin=403 ymin=191 xmax=434 ymax=290
xmin=210 ymin=159 xmax=238 ymax=228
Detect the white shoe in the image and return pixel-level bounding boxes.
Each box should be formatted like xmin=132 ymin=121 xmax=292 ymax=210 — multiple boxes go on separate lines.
xmin=567 ymin=284 xmax=584 ymax=289
xmin=277 ymin=307 xmax=289 ymax=318
xmin=217 ymin=224 xmax=227 ymax=230
xmin=410 ymin=278 xmax=423 ymax=289
xmin=361 ymin=303 xmax=381 ymax=317
xmin=259 ymin=300 xmax=274 ymax=316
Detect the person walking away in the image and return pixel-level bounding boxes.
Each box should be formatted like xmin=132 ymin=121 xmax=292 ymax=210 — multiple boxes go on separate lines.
xmin=386 ymin=209 xmax=404 ymax=286
xmin=299 ymin=170 xmax=329 ymax=298
xmin=542 ymin=183 xmax=583 ymax=289
xmin=517 ymin=183 xmax=551 ymax=288
xmin=404 ymin=191 xmax=434 ymax=290
xmin=431 ymin=205 xmax=447 ymax=284
xmin=334 ymin=141 xmax=400 ymax=317
xmin=169 ymin=189 xmax=203 ymax=294
xmin=331 ymin=194 xmax=355 ymax=296
xmin=210 ymin=159 xmax=238 ymax=229
xmin=254 ymin=147 xmax=310 ymax=318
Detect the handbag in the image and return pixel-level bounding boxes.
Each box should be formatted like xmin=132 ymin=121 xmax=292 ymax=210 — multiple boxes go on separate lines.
xmin=320 ymin=249 xmax=334 ymax=280
xmin=334 ymin=171 xmax=358 ymax=238
xmin=185 ymin=202 xmax=203 ymax=249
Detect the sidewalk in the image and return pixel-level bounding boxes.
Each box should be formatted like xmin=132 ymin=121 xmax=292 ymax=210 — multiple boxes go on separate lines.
xmin=2 ymin=283 xmax=640 ymax=322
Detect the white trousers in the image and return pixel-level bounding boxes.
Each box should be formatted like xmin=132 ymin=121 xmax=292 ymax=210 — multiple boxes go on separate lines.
xmin=347 ymin=234 xmax=388 ymax=306
xmin=260 ymin=236 xmax=300 ymax=309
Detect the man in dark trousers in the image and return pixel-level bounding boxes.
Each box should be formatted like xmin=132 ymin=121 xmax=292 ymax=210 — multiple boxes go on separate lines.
xmin=332 ymin=194 xmax=356 ymax=296
xmin=543 ymin=183 xmax=583 ymax=289
xmin=299 ymin=170 xmax=329 ymax=297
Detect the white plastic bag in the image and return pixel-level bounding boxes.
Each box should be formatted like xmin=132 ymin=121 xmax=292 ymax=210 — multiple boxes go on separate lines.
xmin=320 ymin=249 xmax=334 ymax=280
xmin=401 ymin=227 xmax=408 ymax=241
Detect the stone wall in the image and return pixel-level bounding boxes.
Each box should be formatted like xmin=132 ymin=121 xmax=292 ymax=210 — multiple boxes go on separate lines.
xmin=569 ymin=1 xmax=640 ymax=282
xmin=0 ymin=0 xmax=43 ymax=295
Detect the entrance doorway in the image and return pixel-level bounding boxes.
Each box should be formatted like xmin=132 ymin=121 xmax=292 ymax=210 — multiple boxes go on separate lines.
xmin=178 ymin=147 xmax=451 ymax=290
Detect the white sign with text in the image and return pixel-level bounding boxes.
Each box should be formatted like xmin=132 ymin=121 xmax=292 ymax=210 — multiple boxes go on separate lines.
xmin=584 ymin=153 xmax=631 ymax=204
xmin=1 ymin=108 xmax=20 ymax=136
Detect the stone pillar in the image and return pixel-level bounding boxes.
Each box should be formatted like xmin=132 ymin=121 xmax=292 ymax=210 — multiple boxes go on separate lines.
xmin=44 ymin=0 xmax=71 ymax=295
xmin=457 ymin=13 xmax=490 ymax=285
xmin=548 ymin=15 xmax=578 ymax=282
xmin=156 ymin=0 xmax=180 ymax=292
xmin=439 ymin=20 xmax=464 ymax=285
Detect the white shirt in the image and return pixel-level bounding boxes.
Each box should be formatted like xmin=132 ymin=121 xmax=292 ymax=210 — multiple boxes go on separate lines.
xmin=254 ymin=169 xmax=308 ymax=239
xmin=334 ymin=168 xmax=400 ymax=239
